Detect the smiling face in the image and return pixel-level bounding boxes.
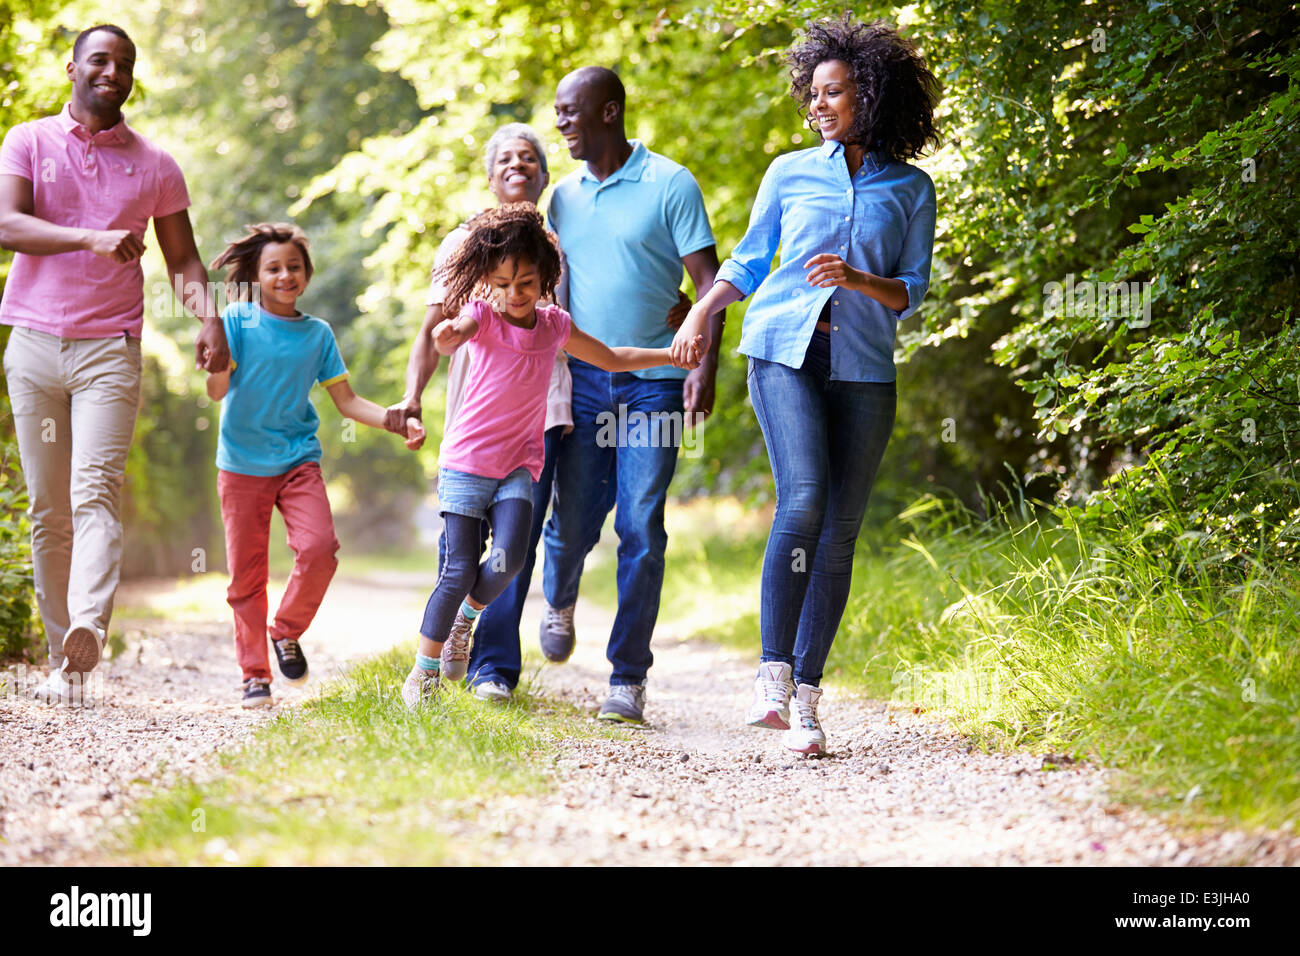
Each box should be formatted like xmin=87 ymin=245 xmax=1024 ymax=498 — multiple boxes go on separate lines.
xmin=808 ymin=59 xmax=857 ymax=143
xmin=554 ymin=75 xmax=610 ymax=161
xmin=67 ymin=30 xmax=135 ymax=118
xmin=488 ymin=137 xmax=548 ymax=206
xmin=257 ymin=241 xmax=310 ymax=317
xmin=487 ymin=256 xmax=541 ymax=325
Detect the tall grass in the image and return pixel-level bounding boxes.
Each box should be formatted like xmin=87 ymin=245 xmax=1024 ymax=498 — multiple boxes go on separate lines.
xmin=616 ymin=495 xmax=1300 ymax=831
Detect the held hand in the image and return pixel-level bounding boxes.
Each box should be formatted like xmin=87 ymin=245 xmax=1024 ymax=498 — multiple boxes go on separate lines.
xmin=384 ymin=397 xmax=421 ymax=435
xmin=670 ymin=303 xmax=710 ymax=368
xmin=665 ymin=289 xmax=692 ymax=330
xmin=671 ymin=334 xmax=705 ymax=370
xmin=804 ymin=253 xmax=865 ymax=290
xmin=404 ymin=417 xmax=426 ymax=451
xmin=195 ymin=317 xmax=230 ymax=372
xmin=87 ymin=229 xmax=146 ymax=263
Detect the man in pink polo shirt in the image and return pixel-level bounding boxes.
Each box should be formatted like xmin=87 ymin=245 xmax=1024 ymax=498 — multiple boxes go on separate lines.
xmin=0 ymin=24 xmax=229 ymax=704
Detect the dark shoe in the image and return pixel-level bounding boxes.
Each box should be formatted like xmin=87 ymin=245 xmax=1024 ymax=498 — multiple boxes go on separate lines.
xmin=272 ymin=637 xmax=309 ymax=686
xmin=241 ymin=678 xmax=273 ymax=709
xmin=597 ymin=683 xmax=646 ymax=723
xmin=539 ymin=604 xmax=576 ymax=663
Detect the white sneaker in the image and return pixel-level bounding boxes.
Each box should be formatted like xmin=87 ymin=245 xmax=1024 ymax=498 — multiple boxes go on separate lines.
xmin=746 ymin=661 xmax=794 ymax=729
xmin=401 ymin=667 xmax=440 ymax=710
xmin=62 ymin=622 xmax=103 ymax=675
xmin=782 ymin=683 xmax=826 ymax=755
xmin=440 ymin=611 xmax=474 ymax=682
xmin=31 ymin=670 xmax=92 ymax=707
xmin=473 ymin=680 xmax=512 ymax=703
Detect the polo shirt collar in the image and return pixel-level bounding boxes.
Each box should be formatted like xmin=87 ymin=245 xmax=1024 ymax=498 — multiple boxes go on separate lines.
xmin=819 ymin=138 xmax=886 ymax=173
xmin=581 ymin=139 xmax=648 ymax=186
xmin=58 ymin=102 xmax=131 ymax=145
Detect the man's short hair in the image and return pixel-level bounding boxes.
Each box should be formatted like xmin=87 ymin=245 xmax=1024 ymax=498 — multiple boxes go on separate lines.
xmin=484 ymin=123 xmax=549 ymax=180
xmin=579 ymin=66 xmax=625 ymax=114
xmin=73 ymin=24 xmax=135 ymax=62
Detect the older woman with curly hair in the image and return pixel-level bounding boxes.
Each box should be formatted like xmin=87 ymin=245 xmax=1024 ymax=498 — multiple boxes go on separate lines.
xmin=673 ymin=15 xmax=940 ymax=754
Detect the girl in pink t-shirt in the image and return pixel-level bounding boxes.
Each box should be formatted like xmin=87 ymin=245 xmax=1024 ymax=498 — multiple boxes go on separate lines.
xmin=401 ymin=204 xmax=701 ymax=708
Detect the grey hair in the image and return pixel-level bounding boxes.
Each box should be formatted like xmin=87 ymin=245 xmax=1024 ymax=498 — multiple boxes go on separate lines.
xmin=483 ymin=123 xmax=549 ymax=180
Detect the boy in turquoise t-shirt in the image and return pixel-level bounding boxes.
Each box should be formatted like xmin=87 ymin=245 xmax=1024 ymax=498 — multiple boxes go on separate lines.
xmin=206 ymin=222 xmax=423 ymax=708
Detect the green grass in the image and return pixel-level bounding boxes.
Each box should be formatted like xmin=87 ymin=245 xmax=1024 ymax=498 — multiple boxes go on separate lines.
xmin=116 ymin=648 xmax=613 ymax=865
xmin=582 ymin=495 xmax=1300 ymax=833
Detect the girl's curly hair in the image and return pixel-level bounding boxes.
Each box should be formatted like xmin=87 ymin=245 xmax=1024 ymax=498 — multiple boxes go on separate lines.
xmin=787 ymin=14 xmax=940 ymax=163
xmin=209 ymin=222 xmax=313 ymax=301
xmin=437 ymin=202 xmax=562 ymax=314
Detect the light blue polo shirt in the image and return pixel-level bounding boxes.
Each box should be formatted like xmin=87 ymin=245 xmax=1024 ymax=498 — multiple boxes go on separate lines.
xmin=215 ymin=301 xmax=349 ymax=476
xmin=547 ymin=140 xmax=715 ymax=381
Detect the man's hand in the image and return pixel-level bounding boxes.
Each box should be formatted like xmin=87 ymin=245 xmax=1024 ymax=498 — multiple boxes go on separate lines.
xmin=433 ymin=317 xmax=465 ymax=353
xmin=682 ymin=363 xmax=716 ymax=429
xmin=384 ymin=397 xmax=422 ymax=435
xmin=87 ymin=229 xmax=145 ymax=263
xmin=195 ymin=317 xmax=230 ymax=372
xmin=665 ymin=289 xmax=692 ymax=330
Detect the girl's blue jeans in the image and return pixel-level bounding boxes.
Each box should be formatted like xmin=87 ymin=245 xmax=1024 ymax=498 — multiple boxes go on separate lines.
xmin=747 ymin=331 xmax=896 ymax=686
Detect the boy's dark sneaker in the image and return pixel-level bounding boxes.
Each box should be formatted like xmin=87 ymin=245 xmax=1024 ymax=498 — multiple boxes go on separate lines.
xmin=272 ymin=637 xmax=309 ymax=686
xmin=241 ymin=678 xmax=273 ymax=709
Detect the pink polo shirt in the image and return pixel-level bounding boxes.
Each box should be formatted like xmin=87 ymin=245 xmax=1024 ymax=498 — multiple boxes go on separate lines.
xmin=0 ymin=103 xmax=190 ymax=338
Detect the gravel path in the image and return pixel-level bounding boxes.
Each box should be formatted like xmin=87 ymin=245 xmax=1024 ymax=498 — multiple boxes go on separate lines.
xmin=3 ymin=571 xmax=1296 ymax=866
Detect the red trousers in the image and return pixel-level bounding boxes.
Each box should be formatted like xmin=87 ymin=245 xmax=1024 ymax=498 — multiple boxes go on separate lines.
xmin=218 ymin=462 xmax=339 ymax=681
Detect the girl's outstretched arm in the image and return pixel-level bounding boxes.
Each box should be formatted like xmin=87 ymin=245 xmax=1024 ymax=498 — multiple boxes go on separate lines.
xmin=432 ymin=313 xmax=479 ymax=355
xmin=565 ymin=326 xmax=703 ymax=373
xmin=326 ymin=379 xmax=425 ymax=448
xmin=206 ymin=369 xmax=231 ymax=400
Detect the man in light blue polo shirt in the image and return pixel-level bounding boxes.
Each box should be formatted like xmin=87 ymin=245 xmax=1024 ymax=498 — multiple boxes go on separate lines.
xmin=541 ymin=66 xmax=724 ymax=722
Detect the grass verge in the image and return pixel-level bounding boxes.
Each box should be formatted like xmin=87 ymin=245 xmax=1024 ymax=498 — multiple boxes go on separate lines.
xmin=581 ymin=495 xmax=1300 ymax=832
xmin=115 ymin=647 xmax=606 ymax=865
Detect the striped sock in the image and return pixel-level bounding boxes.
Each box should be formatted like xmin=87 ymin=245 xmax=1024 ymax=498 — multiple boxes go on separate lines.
xmin=459 ymin=601 xmax=481 ymax=621
xmin=415 ymin=654 xmax=440 ymax=674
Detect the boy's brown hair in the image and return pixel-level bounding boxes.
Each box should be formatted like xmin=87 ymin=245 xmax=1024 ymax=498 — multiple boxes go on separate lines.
xmin=210 ymin=222 xmax=314 ymax=301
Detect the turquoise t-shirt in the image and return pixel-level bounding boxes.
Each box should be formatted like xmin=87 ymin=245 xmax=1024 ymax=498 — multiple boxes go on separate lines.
xmin=215 ymin=301 xmax=349 ymax=477
xmin=548 ymin=140 xmax=715 ymax=381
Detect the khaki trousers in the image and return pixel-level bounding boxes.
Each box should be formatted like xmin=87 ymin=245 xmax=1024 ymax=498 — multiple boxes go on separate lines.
xmin=3 ymin=326 xmax=141 ymax=667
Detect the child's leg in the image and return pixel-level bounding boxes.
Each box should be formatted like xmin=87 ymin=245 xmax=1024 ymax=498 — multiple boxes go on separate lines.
xmin=417 ymin=512 xmax=487 ymax=659
xmin=468 ymin=498 xmax=533 ymax=608
xmin=217 ymin=469 xmax=277 ymax=681
xmin=269 ymin=462 xmax=339 ymax=643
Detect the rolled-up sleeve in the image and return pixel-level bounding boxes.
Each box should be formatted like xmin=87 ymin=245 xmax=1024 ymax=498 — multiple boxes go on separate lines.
xmin=715 ymin=155 xmax=786 ymax=299
xmin=892 ymin=173 xmax=937 ymax=321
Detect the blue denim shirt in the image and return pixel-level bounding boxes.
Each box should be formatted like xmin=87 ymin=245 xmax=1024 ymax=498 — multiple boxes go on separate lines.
xmin=719 ymin=140 xmax=936 ymax=382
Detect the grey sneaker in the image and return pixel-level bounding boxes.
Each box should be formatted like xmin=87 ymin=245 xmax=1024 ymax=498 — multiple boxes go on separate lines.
xmin=401 ymin=667 xmax=440 ymax=710
xmin=539 ymin=604 xmax=576 ymax=663
xmin=473 ymin=680 xmax=512 ymax=703
xmin=240 ymin=677 xmax=274 ymax=709
xmin=440 ymin=610 xmax=475 ymax=682
xmin=598 ymin=682 xmax=646 ymax=723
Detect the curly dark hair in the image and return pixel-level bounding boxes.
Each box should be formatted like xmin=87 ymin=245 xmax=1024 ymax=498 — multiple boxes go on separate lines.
xmin=787 ymin=14 xmax=940 ymax=163
xmin=210 ymin=222 xmax=314 ymax=301
xmin=437 ymin=202 xmax=562 ymax=314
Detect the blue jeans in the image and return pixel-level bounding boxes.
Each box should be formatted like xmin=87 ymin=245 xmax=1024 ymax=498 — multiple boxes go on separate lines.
xmin=747 ymin=331 xmax=896 ymax=686
xmin=466 ymin=427 xmax=563 ymax=690
xmin=542 ymin=358 xmax=684 ymax=685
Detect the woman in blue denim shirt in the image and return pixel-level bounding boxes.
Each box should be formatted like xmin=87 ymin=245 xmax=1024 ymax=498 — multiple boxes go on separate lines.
xmin=673 ymin=15 xmax=940 ymax=754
